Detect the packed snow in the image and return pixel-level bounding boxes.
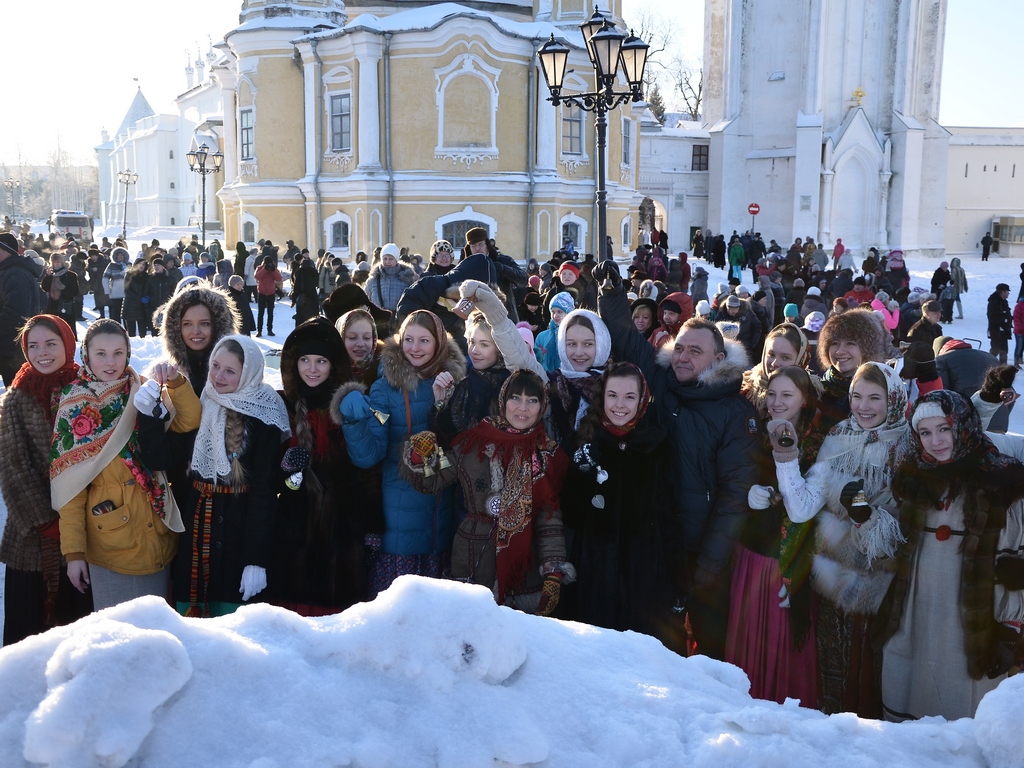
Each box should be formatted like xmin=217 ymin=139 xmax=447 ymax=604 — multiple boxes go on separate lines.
xmin=1 ymin=238 xmax=1024 ymax=766
xmin=0 ymin=577 xmax=1022 ymax=768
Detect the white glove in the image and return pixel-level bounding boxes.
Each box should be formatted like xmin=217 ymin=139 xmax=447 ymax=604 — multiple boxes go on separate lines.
xmin=133 ymin=379 xmax=168 ymax=419
xmin=747 ymin=484 xmax=773 ymax=510
xmin=239 ymin=565 xmax=267 ymax=602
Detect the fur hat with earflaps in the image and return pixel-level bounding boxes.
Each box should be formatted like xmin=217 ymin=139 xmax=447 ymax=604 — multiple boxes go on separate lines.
xmin=817 ymin=308 xmax=888 ymax=371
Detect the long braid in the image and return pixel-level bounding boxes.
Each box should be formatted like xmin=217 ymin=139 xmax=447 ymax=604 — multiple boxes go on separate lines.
xmin=293 ymin=397 xmax=323 ymax=496
xmin=224 ymin=409 xmax=247 ymax=487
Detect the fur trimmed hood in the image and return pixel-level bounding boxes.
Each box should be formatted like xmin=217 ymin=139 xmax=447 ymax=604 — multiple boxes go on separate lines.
xmin=379 ymin=333 xmax=467 ymax=393
xmin=329 ymin=380 xmax=368 ymax=426
xmin=154 ymin=283 xmax=241 ymax=381
xmin=656 ymin=335 xmax=749 ymax=389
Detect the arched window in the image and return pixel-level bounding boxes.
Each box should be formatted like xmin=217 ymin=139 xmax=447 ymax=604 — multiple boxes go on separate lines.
xmin=561 ymin=222 xmax=580 ymax=250
xmin=443 ymin=220 xmax=487 ymax=248
xmin=324 ymin=210 xmax=352 ymax=253
xmin=242 ymin=221 xmax=255 ymax=242
xmin=436 ymin=206 xmax=498 ymax=247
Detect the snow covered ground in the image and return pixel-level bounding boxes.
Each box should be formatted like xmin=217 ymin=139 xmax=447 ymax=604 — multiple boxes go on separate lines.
xmin=1 ymin=245 xmax=1023 ymax=766
xmin=0 ymin=576 xmax=1021 ymax=768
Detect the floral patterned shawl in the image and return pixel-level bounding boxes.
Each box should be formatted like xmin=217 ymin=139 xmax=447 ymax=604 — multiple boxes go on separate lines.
xmin=49 ymin=330 xmax=180 ymax=531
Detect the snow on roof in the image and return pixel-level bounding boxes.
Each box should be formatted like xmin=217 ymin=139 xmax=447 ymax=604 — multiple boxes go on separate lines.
xmin=306 ymin=2 xmax=582 ymax=46
xmin=114 ymin=89 xmax=156 ymax=140
xmin=0 ymin=575 xmax=1015 ymax=766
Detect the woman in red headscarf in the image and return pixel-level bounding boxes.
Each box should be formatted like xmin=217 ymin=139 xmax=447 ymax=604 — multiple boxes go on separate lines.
xmin=0 ymin=315 xmax=91 ymax=645
xmin=401 ymin=369 xmax=571 ymax=615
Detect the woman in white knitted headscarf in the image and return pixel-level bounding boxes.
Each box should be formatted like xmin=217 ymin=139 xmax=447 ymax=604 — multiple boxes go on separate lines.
xmin=177 ymin=335 xmax=290 ymax=617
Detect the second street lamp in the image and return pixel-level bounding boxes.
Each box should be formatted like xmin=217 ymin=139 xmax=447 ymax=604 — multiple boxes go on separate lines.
xmin=116 ymin=169 xmax=139 ymax=243
xmin=186 ymin=142 xmax=224 ymax=251
xmin=538 ymin=9 xmax=648 ymax=262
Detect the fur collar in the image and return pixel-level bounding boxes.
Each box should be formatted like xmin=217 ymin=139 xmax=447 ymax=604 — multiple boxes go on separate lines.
xmin=154 ymin=284 xmax=241 ymax=381
xmin=379 ymin=333 xmax=467 ymax=393
xmin=656 ymin=336 xmax=748 ymax=389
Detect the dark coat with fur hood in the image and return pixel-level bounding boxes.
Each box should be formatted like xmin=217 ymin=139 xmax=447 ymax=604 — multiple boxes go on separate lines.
xmin=341 ymin=333 xmax=467 ymax=555
xmin=269 ymin=318 xmax=384 ymax=611
xmin=154 ymin=284 xmax=241 ymax=397
xmin=598 ymin=284 xmax=760 ymax=592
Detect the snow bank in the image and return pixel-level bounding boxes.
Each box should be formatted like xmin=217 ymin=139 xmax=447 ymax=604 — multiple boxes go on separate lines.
xmin=0 ymin=576 xmax=1009 ymax=768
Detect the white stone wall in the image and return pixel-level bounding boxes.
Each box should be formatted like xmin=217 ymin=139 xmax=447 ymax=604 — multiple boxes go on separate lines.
xmin=945 ymin=128 xmax=1024 ymax=256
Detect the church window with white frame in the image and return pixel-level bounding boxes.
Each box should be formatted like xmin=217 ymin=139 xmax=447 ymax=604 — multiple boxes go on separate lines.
xmin=330 ymin=94 xmax=352 ymax=152
xmin=331 ymin=221 xmax=349 ymax=249
xmin=621 ymin=118 xmax=632 ymax=165
xmin=240 ymin=109 xmax=254 ymax=160
xmin=562 ymin=104 xmax=583 ymax=155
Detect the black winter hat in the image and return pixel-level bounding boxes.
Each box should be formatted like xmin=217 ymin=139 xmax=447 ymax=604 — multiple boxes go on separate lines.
xmin=280 ymin=317 xmax=348 ymax=404
xmin=321 ymin=283 xmax=392 ymax=325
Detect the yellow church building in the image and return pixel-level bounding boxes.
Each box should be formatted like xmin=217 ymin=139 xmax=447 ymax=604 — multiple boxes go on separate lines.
xmin=212 ymin=0 xmax=643 ymax=260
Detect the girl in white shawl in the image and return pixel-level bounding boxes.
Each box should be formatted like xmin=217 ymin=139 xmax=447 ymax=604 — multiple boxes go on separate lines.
xmin=175 ymin=335 xmax=291 ymax=617
xmin=768 ymin=361 xmax=911 ymax=716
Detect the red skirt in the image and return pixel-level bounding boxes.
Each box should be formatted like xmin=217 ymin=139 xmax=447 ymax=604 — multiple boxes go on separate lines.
xmin=725 ymin=546 xmax=820 ymax=707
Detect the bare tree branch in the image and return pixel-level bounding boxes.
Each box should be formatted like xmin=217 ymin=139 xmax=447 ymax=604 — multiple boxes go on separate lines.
xmin=668 ymin=56 xmax=703 ymax=121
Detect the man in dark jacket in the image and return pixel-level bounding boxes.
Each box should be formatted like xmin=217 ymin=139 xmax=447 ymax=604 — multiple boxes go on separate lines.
xmin=86 ymin=246 xmax=111 ymax=318
xmin=0 ymin=232 xmax=42 ymax=386
xmin=464 ymin=228 xmax=526 ymax=322
xmin=723 ymin=294 xmax=763 ymax=363
xmin=935 ymin=338 xmax=999 ymax=399
xmin=395 ymin=253 xmax=496 ymax=355
xmin=988 ymin=283 xmax=1013 ymax=363
xmin=595 ymin=261 xmax=759 ymax=661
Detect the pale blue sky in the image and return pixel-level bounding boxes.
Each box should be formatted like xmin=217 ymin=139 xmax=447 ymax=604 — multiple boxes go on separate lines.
xmin=0 ymin=0 xmax=1017 ymax=166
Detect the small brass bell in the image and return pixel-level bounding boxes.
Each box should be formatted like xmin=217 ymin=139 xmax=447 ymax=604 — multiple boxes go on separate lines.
xmin=777 ymin=423 xmax=795 ymax=448
xmin=437 ymin=448 xmax=452 ymax=471
xmin=852 ymin=489 xmax=869 ymax=506
xmin=370 ymin=408 xmax=390 ymax=425
xmin=423 ymin=462 xmax=434 ymax=477
xmin=286 ymin=471 xmax=303 ymax=491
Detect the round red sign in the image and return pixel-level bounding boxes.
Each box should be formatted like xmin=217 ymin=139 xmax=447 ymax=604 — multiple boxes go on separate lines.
xmin=748 ymin=203 xmax=760 ymax=215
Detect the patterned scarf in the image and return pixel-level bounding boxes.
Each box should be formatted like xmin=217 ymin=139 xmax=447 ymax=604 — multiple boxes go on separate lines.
xmin=10 ymin=315 xmax=79 ymax=420
xmin=397 ymin=310 xmax=449 ymax=380
xmin=820 ymin=365 xmax=851 ymax=402
xmin=818 ymin=363 xmax=911 ymax=496
xmin=453 ymin=374 xmax=560 ymax=603
xmin=904 ymin=389 xmax=1019 ymax=506
xmin=336 ymin=309 xmax=379 ymax=381
xmin=50 ymin=331 xmax=170 ymax=524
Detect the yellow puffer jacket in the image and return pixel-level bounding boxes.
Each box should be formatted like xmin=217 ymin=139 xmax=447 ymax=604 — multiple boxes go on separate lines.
xmin=60 ymin=376 xmax=201 ymax=575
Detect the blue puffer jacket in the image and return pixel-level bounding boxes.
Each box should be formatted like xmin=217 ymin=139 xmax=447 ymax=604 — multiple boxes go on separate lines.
xmin=534 ymin=320 xmax=561 ymax=372
xmin=341 ymin=334 xmax=467 ymax=555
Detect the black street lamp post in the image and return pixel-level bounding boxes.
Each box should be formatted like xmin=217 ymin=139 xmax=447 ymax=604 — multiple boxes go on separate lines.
xmin=538 ymin=7 xmax=649 ymax=261
xmin=116 ymin=169 xmax=138 ymax=243
xmin=186 ymin=142 xmax=223 ymax=251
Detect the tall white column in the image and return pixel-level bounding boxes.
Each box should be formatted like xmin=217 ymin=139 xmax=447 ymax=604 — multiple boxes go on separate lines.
xmin=536 ymin=65 xmax=556 ymax=174
xmin=877 ymin=172 xmax=891 ymax=247
xmin=353 ymin=35 xmax=383 ymax=170
xmin=819 ymin=170 xmax=834 ymax=244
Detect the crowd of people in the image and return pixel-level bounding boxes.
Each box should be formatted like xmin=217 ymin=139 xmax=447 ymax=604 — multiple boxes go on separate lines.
xmin=0 ymin=222 xmax=1022 ymax=725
